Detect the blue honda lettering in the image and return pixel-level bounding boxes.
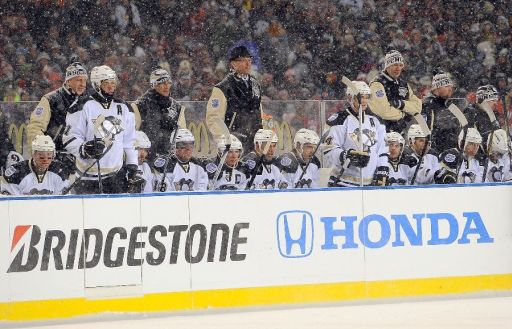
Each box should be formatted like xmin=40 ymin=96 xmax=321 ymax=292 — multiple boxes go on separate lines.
xmin=320 ymin=216 xmax=358 ymax=250
xmin=458 ymin=212 xmax=494 ymax=244
xmin=359 ymin=214 xmax=390 ymax=248
xmin=427 ymin=213 xmax=458 ymax=245
xmin=391 ymin=214 xmax=424 ymax=247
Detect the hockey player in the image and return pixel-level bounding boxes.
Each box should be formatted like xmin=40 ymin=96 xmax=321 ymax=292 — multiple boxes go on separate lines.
xmin=26 ymin=62 xmax=89 ymax=178
xmin=1 ymin=135 xmax=68 ymax=195
xmin=369 ymin=50 xmax=422 ymax=133
xmin=133 ymin=131 xmax=155 ymax=193
xmin=63 ymin=65 xmax=142 ymax=194
xmin=131 ymin=68 xmax=186 ymax=163
xmin=153 ymin=128 xmax=208 ymax=191
xmin=324 ymin=81 xmax=387 ymax=187
xmin=243 ymin=129 xmax=289 ymax=190
xmin=423 ymin=70 xmax=461 ymax=153
xmin=205 ymin=134 xmax=248 ymax=190
xmin=406 ymin=124 xmax=441 ymax=185
xmin=484 ymin=129 xmax=511 ymax=182
xmin=463 ymin=85 xmax=501 ymax=146
xmin=377 ymin=132 xmax=418 ymax=186
xmin=276 ymin=128 xmax=321 ymax=189
xmin=456 ymin=128 xmax=485 ymax=183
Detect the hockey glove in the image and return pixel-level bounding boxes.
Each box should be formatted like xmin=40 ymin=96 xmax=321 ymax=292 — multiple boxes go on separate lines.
xmin=389 ymin=99 xmax=405 ymax=111
xmin=488 ymin=166 xmax=503 ymax=182
xmin=372 ymin=166 xmax=390 ymax=186
xmin=80 ymin=139 xmax=105 ymax=159
xmin=124 ymin=164 xmax=146 ymax=193
xmin=433 ymin=168 xmax=457 ymax=184
xmin=5 ymin=151 xmax=24 ymax=168
xmin=341 ymin=149 xmax=370 ymax=168
xmin=400 ymin=153 xmax=418 ymax=167
xmin=438 ymin=148 xmax=461 ymax=170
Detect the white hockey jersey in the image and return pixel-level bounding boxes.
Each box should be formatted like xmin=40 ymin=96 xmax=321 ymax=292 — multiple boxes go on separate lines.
xmin=203 ymin=157 xmax=249 ymax=190
xmin=324 ymin=109 xmax=387 ymax=186
xmin=63 ymin=95 xmax=137 ymax=180
xmin=458 ymin=157 xmax=484 ymax=184
xmin=138 ymin=162 xmax=155 ymax=193
xmin=242 ymin=152 xmax=289 ymax=190
xmin=386 ymin=157 xmax=417 ymax=186
xmin=411 ymin=152 xmax=440 ymax=185
xmin=276 ymin=152 xmax=320 ymax=189
xmin=1 ymin=160 xmax=68 ymax=196
xmin=153 ymin=157 xmax=208 ymax=191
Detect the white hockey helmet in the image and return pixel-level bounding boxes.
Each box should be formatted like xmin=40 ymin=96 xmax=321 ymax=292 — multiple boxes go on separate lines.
xmin=90 ymin=65 xmax=117 ymax=92
xmin=150 ymin=68 xmax=171 ymax=88
xmin=476 ymin=84 xmax=498 ymax=103
xmin=32 ymin=135 xmax=55 ymax=154
xmin=487 ymin=129 xmax=509 ymax=154
xmin=294 ymin=128 xmax=319 ymax=153
xmin=385 ymin=132 xmax=405 ymax=146
xmin=135 ymin=131 xmax=151 ymax=149
xmin=346 ymin=81 xmax=371 ymax=98
xmin=254 ymin=129 xmax=278 ymax=145
xmin=407 ymin=124 xmax=429 ymax=143
xmin=218 ymin=134 xmax=243 ymax=153
xmin=174 ymin=128 xmax=195 ymax=146
xmin=459 ymin=128 xmax=482 ymax=148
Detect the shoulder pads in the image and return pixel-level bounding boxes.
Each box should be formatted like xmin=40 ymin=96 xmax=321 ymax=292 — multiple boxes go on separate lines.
xmin=276 ymin=152 xmax=299 ymax=173
xmin=48 ymin=161 xmax=70 ymax=181
xmin=241 ymin=152 xmax=259 ymax=171
xmin=152 ymin=156 xmax=177 ymax=173
xmin=326 ymin=110 xmax=349 ymax=127
xmin=3 ymin=160 xmax=30 ymax=184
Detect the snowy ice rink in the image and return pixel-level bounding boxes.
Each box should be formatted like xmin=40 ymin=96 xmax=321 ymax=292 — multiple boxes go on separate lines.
xmin=5 ymin=295 xmax=512 ymax=329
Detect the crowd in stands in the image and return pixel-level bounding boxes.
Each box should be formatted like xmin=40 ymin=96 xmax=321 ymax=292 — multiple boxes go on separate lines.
xmin=0 ymin=0 xmax=511 ymax=105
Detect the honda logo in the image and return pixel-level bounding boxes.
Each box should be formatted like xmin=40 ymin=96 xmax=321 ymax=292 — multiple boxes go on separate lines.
xmin=276 ymin=211 xmax=314 ymax=258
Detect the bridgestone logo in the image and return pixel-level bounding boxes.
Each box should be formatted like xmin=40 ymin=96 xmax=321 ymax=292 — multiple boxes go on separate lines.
xmin=8 ymin=223 xmax=249 ymax=273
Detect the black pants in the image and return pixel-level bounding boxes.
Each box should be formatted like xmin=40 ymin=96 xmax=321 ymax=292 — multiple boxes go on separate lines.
xmin=72 ymin=174 xmax=125 ymax=195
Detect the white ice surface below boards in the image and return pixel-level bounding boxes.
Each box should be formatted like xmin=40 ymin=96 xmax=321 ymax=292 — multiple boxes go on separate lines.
xmin=6 ymin=295 xmax=512 ymax=329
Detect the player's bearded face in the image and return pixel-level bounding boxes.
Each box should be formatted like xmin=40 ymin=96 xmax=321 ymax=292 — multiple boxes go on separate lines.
xmin=386 ymin=63 xmax=404 ymax=79
xmin=33 ymin=151 xmax=54 ymax=172
xmin=257 ymin=142 xmax=276 ymax=161
xmin=226 ymin=150 xmax=240 ymax=167
xmin=464 ymin=142 xmax=479 ymax=157
xmin=101 ymin=79 xmax=117 ymax=95
xmin=176 ymin=143 xmax=194 ymax=162
xmin=352 ymin=94 xmax=370 ymax=111
xmin=67 ymin=76 xmax=88 ymax=95
xmin=412 ymin=137 xmax=427 ymax=155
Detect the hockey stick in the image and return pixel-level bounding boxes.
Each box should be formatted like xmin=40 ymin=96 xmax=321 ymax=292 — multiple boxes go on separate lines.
xmin=157 ymin=123 xmax=179 ymax=192
xmin=245 ymin=130 xmax=276 ymax=190
xmin=294 ymin=126 xmax=329 ymax=188
xmin=208 ymin=119 xmax=232 ymax=190
xmin=410 ymin=114 xmax=432 ymax=185
xmin=480 ymin=101 xmax=500 ymax=183
xmin=444 ymin=103 xmax=469 ymax=183
xmin=341 ymin=76 xmax=365 ymax=186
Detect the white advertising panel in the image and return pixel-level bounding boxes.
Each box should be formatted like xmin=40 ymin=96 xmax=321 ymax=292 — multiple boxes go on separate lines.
xmin=0 ymin=201 xmax=8 ymax=302
xmin=83 ymin=197 xmax=143 ymax=288
xmin=140 ymin=194 xmax=192 ymax=294
xmin=188 ymin=190 xmax=366 ymax=290
xmin=5 ymin=197 xmax=85 ymax=301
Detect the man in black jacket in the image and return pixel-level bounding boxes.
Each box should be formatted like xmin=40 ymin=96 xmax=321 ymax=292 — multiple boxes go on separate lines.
xmin=423 ymin=71 xmax=460 ymax=153
xmin=206 ymin=45 xmax=262 ymax=152
xmin=0 ymin=110 xmax=22 ymax=171
xmin=463 ymin=84 xmax=501 ymax=146
xmin=131 ymin=68 xmax=186 ymax=162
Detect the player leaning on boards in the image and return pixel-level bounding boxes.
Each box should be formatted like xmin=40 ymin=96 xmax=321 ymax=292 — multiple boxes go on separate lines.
xmin=206 ymin=45 xmax=263 ymax=152
xmin=204 ymin=134 xmax=248 ymax=190
xmin=26 ymin=62 xmax=89 ymax=179
xmin=276 ymin=128 xmax=321 ymax=189
xmin=63 ymin=65 xmax=143 ymax=194
xmin=323 ymin=81 xmax=387 ymax=187
xmin=152 ymin=128 xmax=208 ymax=192
xmin=1 ymin=135 xmax=68 ymax=196
xmin=380 ymin=132 xmax=418 ymax=186
xmin=131 ymin=68 xmax=186 ymax=163
xmin=369 ymin=50 xmax=422 ymax=134
xmin=133 ymin=130 xmax=155 ymax=193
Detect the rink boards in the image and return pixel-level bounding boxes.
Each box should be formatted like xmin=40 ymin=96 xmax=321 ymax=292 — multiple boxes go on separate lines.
xmin=1 ymin=183 xmax=512 ymax=321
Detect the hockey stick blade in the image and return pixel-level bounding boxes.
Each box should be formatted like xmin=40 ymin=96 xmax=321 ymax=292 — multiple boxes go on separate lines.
xmin=447 ymin=104 xmax=468 ymax=127
xmin=209 ymin=119 xmax=232 ymax=190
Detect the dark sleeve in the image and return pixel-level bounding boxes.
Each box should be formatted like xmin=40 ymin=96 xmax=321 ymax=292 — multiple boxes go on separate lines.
xmin=0 ymin=112 xmax=15 ymax=168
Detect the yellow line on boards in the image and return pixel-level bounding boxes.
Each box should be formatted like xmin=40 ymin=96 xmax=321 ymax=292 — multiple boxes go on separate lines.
xmin=2 ymin=274 xmax=512 ymax=321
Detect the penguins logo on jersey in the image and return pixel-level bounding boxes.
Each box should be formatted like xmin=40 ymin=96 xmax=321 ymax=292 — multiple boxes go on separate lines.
xmin=349 ymin=128 xmax=377 ymax=150
xmin=398 ymin=87 xmax=408 ymax=98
